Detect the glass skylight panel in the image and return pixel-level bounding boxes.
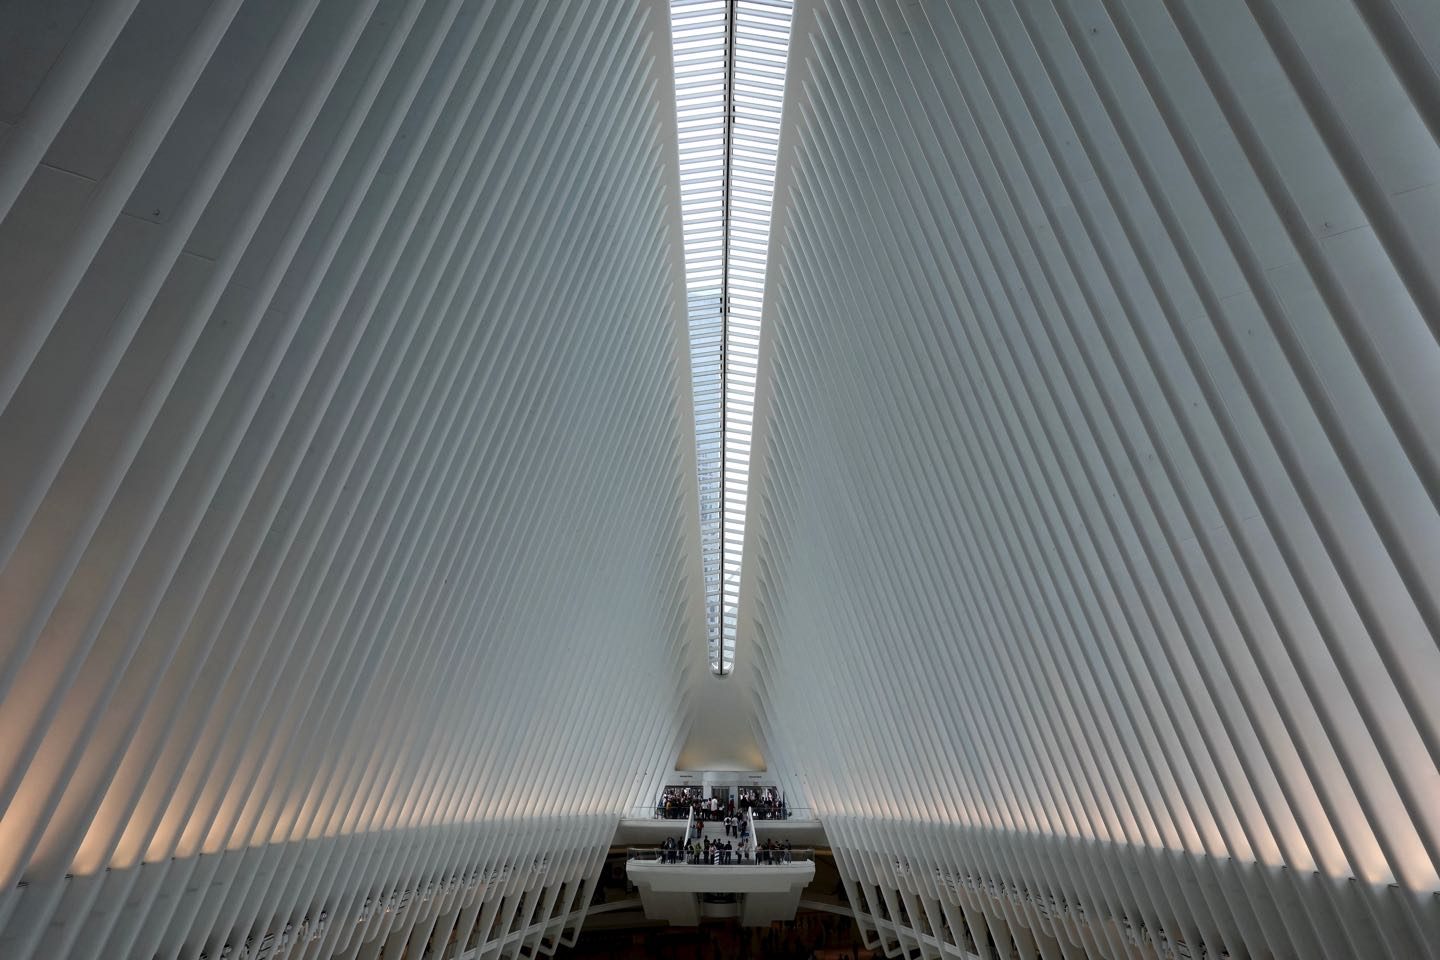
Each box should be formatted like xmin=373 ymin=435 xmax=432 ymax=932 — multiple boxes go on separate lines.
xmin=671 ymin=0 xmax=792 ymax=676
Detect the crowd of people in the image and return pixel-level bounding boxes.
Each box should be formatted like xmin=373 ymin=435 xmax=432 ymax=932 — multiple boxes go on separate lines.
xmin=754 ymin=839 xmax=796 ymax=863
xmin=655 ymin=786 xmax=791 ymax=821
xmin=691 ymin=814 xmax=748 ymax=842
xmin=656 ymin=787 xmax=703 ymax=819
xmin=659 ymin=835 xmax=737 ymax=864
xmin=656 ymin=833 xmax=797 ymax=865
xmin=738 ymin=786 xmax=789 ymax=820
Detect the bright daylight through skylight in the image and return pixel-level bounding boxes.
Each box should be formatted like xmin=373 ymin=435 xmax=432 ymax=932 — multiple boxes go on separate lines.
xmin=670 ymin=0 xmax=792 ymax=676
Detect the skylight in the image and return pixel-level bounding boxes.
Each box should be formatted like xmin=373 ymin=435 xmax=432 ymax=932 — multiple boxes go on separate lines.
xmin=671 ymin=0 xmax=792 ymax=676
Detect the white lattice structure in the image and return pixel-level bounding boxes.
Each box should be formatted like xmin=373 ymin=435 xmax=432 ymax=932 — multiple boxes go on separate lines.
xmin=0 ymin=1 xmax=701 ymax=957
xmin=2 ymin=1 xmax=1440 ymax=958
xmin=744 ymin=2 xmax=1440 ymax=959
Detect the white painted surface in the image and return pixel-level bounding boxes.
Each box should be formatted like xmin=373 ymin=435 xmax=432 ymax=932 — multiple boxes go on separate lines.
xmin=742 ymin=1 xmax=1440 ymax=958
xmin=0 ymin=1 xmax=702 ymax=957
xmin=0 ymin=0 xmax=1438 ymax=957
xmin=626 ymin=858 xmax=814 ymax=927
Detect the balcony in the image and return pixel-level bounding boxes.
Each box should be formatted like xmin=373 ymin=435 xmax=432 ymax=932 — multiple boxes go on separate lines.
xmin=625 ymin=847 xmax=816 ymax=926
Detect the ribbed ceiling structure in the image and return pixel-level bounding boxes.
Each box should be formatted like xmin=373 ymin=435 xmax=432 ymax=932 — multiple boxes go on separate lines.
xmin=743 ymin=1 xmax=1440 ymax=959
xmin=0 ymin=0 xmax=701 ymax=957
xmin=2 ymin=0 xmax=1440 ymax=959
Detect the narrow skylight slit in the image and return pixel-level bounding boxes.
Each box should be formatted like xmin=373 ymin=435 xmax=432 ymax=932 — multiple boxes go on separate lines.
xmin=670 ymin=0 xmax=792 ymax=676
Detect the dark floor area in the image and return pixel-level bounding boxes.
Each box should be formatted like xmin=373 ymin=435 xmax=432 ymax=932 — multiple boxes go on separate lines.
xmin=551 ymin=912 xmax=878 ymax=960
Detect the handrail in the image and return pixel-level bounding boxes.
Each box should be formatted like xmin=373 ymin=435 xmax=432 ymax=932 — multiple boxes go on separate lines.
xmin=625 ymin=803 xmax=816 ymax=821
xmin=628 ymin=847 xmax=814 ymax=864
xmin=636 ymin=804 xmax=694 ymax=820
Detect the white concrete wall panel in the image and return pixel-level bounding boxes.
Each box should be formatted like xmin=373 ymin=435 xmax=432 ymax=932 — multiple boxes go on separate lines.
xmin=742 ymin=2 xmax=1440 ymax=958
xmin=0 ymin=1 xmax=702 ymax=957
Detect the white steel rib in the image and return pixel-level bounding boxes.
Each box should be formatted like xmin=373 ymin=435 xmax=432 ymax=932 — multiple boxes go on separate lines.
xmin=0 ymin=0 xmax=1438 ymax=958
xmin=0 ymin=2 xmax=700 ymax=957
xmin=743 ymin=3 xmax=1440 ymax=959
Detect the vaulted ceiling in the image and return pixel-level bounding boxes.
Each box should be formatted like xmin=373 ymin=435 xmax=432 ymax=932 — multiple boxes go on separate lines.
xmin=0 ymin=0 xmax=1437 ymax=958
xmin=743 ymin=4 xmax=1440 ymax=959
xmin=0 ymin=1 xmax=701 ymax=956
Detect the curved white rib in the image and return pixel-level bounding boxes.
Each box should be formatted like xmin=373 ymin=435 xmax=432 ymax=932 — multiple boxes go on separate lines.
xmin=0 ymin=1 xmax=700 ymax=957
xmin=743 ymin=2 xmax=1440 ymax=958
xmin=3 ymin=0 xmax=1440 ymax=958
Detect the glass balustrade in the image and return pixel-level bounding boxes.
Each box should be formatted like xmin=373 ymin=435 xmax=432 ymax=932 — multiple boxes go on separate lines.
xmin=628 ymin=846 xmax=814 ymax=865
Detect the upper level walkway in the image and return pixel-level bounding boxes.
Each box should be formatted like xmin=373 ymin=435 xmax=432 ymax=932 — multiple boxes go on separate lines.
xmin=621 ymin=807 xmax=820 ymax=926
xmin=615 ymin=804 xmax=826 ymax=849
